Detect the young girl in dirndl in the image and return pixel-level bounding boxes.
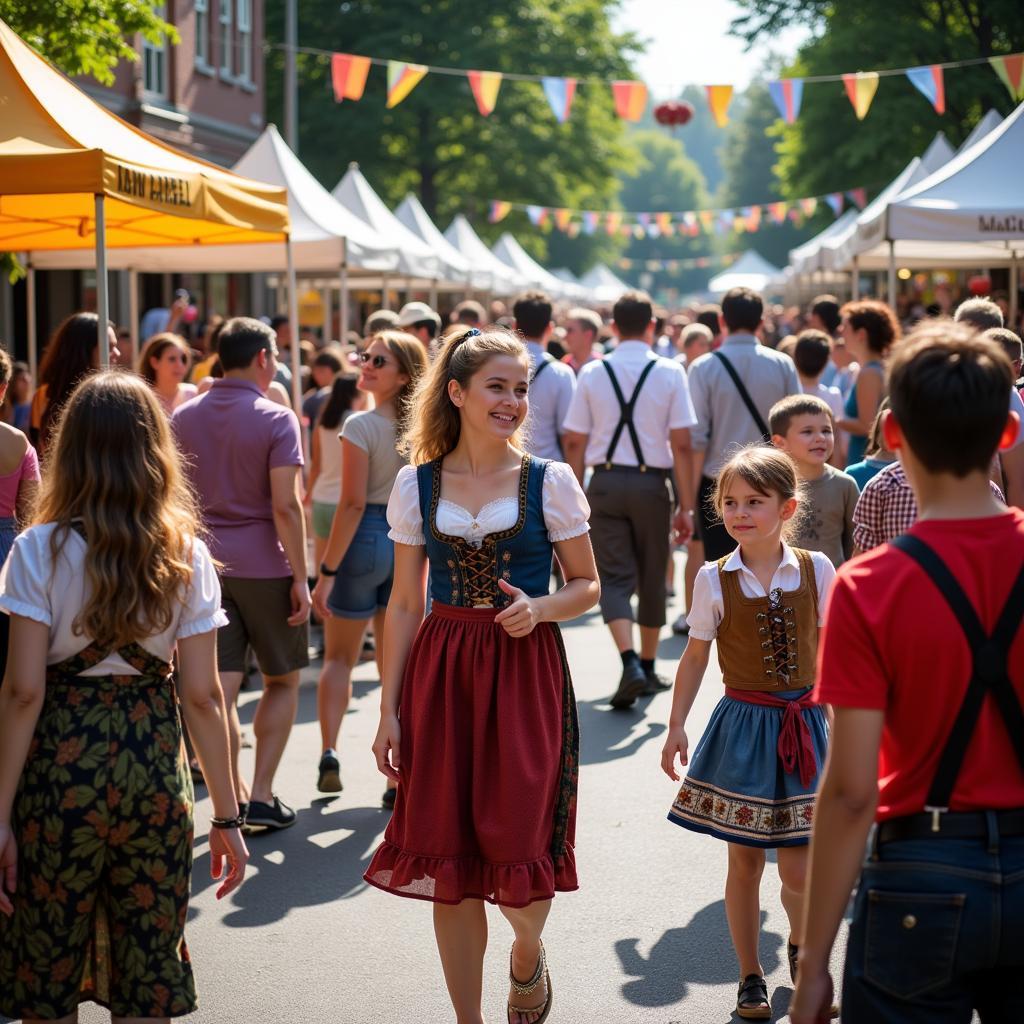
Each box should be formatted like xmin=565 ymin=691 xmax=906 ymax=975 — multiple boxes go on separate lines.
xmin=660 ymin=446 xmax=837 ymax=1021
xmin=364 ymin=326 xmax=599 ymax=1024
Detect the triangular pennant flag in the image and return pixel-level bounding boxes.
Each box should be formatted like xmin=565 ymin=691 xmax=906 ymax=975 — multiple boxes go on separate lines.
xmin=582 ymin=211 xmax=599 ymax=235
xmin=747 ymin=206 xmax=762 ymax=231
xmin=768 ymin=201 xmax=787 ymax=224
xmin=468 ymin=70 xmax=503 ymax=116
xmin=706 ymin=85 xmax=734 ymax=127
xmin=526 ymin=205 xmax=549 ymax=228
xmin=619 ymin=224 xmax=633 ymax=239
xmin=637 ymin=212 xmax=651 ymax=228
xmin=655 ymin=212 xmax=672 ymax=235
xmin=698 ymin=210 xmax=714 ymax=232
xmin=632 ymin=224 xmax=646 ymax=240
xmin=612 ymin=81 xmax=648 ymax=122
xmin=768 ymin=79 xmax=803 ymax=124
xmin=825 ymin=192 xmax=844 ymax=217
xmin=905 ymin=65 xmax=945 ymax=114
xmin=488 ymin=201 xmax=511 ymax=224
xmin=386 ymin=61 xmax=428 ymax=108
xmin=567 ymin=222 xmax=581 ymax=238
xmin=331 ymin=53 xmax=371 ymax=102
xmin=842 ymin=72 xmax=879 ymax=120
xmin=605 ymin=212 xmax=623 ymax=235
xmin=554 ymin=208 xmax=572 ymax=231
xmin=800 ymin=197 xmax=818 ymax=216
xmin=989 ymin=54 xmax=1024 ymax=101
xmin=542 ymin=77 xmax=577 ymax=123
xmin=846 ymin=188 xmax=868 ymax=210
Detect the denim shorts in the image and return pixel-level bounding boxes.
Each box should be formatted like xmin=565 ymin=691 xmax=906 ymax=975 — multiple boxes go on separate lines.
xmin=327 ymin=505 xmax=394 ymax=619
xmin=842 ymin=827 xmax=1024 ymax=1023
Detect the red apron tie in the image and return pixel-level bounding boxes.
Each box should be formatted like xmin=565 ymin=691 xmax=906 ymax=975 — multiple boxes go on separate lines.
xmin=725 ymin=687 xmax=818 ymax=788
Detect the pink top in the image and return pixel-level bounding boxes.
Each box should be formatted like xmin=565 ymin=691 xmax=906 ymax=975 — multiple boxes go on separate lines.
xmin=0 ymin=444 xmax=39 ymax=518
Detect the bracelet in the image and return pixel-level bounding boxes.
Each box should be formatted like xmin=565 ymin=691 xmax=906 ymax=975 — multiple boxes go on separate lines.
xmin=319 ymin=562 xmax=339 ymax=577
xmin=210 ymin=814 xmax=245 ymax=830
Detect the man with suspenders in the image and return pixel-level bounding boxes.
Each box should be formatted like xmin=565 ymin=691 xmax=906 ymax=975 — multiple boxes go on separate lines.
xmin=563 ymin=291 xmax=697 ymax=710
xmin=514 ymin=290 xmax=576 ymax=461
xmin=789 ymin=323 xmax=1024 ymax=1024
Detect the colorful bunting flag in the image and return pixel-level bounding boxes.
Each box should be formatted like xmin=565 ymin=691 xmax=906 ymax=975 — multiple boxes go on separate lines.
xmin=706 ymin=85 xmax=734 ymax=127
xmin=582 ymin=211 xmax=599 ymax=235
xmin=386 ymin=61 xmax=428 ymax=107
xmin=800 ymin=197 xmax=818 ymax=217
xmin=542 ymin=77 xmax=577 ymax=123
xmin=768 ymin=201 xmax=788 ymax=225
xmin=468 ymin=70 xmax=503 ymax=116
xmin=554 ymin=207 xmax=572 ymax=231
xmin=846 ymin=188 xmax=868 ymax=210
xmin=842 ymin=72 xmax=879 ymax=120
xmin=488 ymin=200 xmax=511 ymax=223
xmin=905 ymin=65 xmax=945 ymax=114
xmin=612 ymin=80 xmax=648 ymax=122
xmin=567 ymin=222 xmax=581 ymax=238
xmin=633 ymin=224 xmax=646 ymax=240
xmin=698 ymin=211 xmax=714 ymax=232
xmin=526 ymin=205 xmax=549 ymax=228
xmin=768 ymin=79 xmax=803 ymax=124
xmin=655 ymin=212 xmax=673 ymax=235
xmin=331 ymin=53 xmax=371 ymax=102
xmin=605 ymin=212 xmax=623 ymax=235
xmin=825 ymin=192 xmax=844 ymax=217
xmin=989 ymin=54 xmax=1024 ymax=100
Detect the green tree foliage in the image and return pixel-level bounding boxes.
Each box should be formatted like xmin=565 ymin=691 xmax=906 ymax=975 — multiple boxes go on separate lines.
xmin=0 ymin=1 xmax=176 ymax=84
xmin=615 ymin=129 xmax=709 ymax=298
xmin=266 ymin=0 xmax=639 ymax=272
xmin=730 ymin=0 xmax=1024 ymax=200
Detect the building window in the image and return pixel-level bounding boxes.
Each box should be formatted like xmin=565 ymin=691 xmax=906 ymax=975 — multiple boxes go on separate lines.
xmin=237 ymin=0 xmax=252 ymax=83
xmin=195 ymin=0 xmax=211 ymax=68
xmin=143 ymin=6 xmax=168 ymax=95
xmin=219 ymin=0 xmax=233 ymax=77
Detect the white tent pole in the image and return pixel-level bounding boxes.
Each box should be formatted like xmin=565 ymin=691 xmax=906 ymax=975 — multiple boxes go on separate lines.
xmin=381 ymin=273 xmax=390 ymax=311
xmin=26 ymin=264 xmax=37 ymax=384
xmin=1010 ymin=253 xmax=1019 ymax=329
xmin=95 ymin=195 xmax=110 ymax=369
xmin=321 ymin=285 xmax=332 ymax=344
xmin=429 ymin=278 xmax=439 ymax=310
xmin=339 ymin=244 xmax=349 ymax=343
xmin=887 ymin=241 xmax=897 ymax=309
xmin=286 ymin=236 xmax=301 ymax=412
xmin=851 ymin=255 xmax=860 ymax=300
xmin=128 ymin=269 xmax=140 ymax=360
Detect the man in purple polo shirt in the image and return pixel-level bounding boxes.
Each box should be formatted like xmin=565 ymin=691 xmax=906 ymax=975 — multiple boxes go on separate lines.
xmin=173 ymin=317 xmax=311 ymax=830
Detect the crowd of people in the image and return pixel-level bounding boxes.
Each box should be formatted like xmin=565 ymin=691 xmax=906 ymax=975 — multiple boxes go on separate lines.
xmin=0 ymin=279 xmax=1020 ymax=1024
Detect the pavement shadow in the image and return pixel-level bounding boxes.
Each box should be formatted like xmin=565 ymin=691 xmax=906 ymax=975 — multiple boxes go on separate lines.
xmin=577 ymin=695 xmax=666 ymax=766
xmin=615 ymin=900 xmax=784 ymax=1010
xmin=189 ymin=798 xmax=387 ymax=928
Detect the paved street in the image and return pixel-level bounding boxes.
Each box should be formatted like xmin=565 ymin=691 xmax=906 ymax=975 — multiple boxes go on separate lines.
xmin=39 ymin=566 xmax=846 ymax=1024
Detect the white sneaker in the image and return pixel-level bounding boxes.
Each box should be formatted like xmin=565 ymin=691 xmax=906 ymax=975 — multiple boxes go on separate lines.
xmin=672 ymin=612 xmax=689 ymax=635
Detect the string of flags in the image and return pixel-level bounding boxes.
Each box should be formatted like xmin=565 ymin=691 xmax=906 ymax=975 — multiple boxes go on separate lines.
xmin=325 ymin=47 xmax=1024 ymax=126
xmin=617 ymin=254 xmax=738 ymax=272
xmin=487 ymin=187 xmax=869 ymax=238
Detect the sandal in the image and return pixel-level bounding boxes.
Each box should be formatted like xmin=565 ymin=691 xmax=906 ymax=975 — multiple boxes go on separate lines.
xmin=787 ymin=942 xmax=840 ymax=1019
xmin=508 ymin=941 xmax=552 ymax=1024
xmin=736 ymin=974 xmax=770 ymax=1020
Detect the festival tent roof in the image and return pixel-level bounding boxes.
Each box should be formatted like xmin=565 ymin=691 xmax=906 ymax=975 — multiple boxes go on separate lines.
xmin=0 ymin=17 xmax=288 ymax=251
xmin=332 ymin=164 xmax=441 ymax=280
xmin=788 ymin=209 xmax=859 ymax=275
xmin=578 ymin=263 xmax=632 ymax=303
xmin=550 ymin=267 xmax=589 ymax=302
xmin=957 ymin=108 xmax=1002 ymax=154
xmin=443 ymin=214 xmax=530 ymax=294
xmin=707 ymin=250 xmax=785 ymax=294
xmin=393 ymin=193 xmax=488 ymax=289
xmin=491 ymin=233 xmax=568 ymax=297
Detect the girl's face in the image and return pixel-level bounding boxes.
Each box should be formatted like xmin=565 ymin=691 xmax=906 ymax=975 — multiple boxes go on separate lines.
xmin=91 ymin=326 xmax=121 ymax=369
xmin=838 ymin=316 xmax=868 ymax=361
xmin=358 ymin=338 xmax=408 ymax=399
xmin=152 ymin=343 xmax=189 ymax=386
xmin=720 ymin=481 xmax=796 ymax=546
xmin=449 ymin=354 xmax=529 ymax=441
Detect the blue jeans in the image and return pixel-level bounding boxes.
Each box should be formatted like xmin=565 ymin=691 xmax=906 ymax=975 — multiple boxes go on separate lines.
xmin=842 ymin=826 xmax=1024 ymax=1023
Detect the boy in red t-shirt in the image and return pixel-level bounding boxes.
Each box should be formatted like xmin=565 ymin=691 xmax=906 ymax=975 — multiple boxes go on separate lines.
xmin=789 ymin=321 xmax=1024 ymax=1024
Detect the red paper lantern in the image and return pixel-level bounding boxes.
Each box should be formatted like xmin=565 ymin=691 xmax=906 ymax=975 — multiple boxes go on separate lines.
xmin=654 ymin=100 xmax=694 ymax=129
xmin=968 ymin=275 xmax=992 ymax=296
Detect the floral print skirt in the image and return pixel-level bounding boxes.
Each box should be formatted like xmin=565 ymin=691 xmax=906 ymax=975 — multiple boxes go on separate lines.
xmin=0 ymin=641 xmax=196 ymax=1019
xmin=667 ymin=687 xmax=828 ymax=848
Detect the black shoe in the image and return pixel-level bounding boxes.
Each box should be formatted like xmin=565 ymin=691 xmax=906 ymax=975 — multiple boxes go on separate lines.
xmin=641 ymin=668 xmax=672 ymax=696
xmin=238 ymin=801 xmax=249 ymax=824
xmin=381 ymin=786 xmax=397 ymax=810
xmin=244 ymin=796 xmax=296 ymax=830
xmin=609 ymin=661 xmax=647 ymax=710
xmin=317 ymin=751 xmax=342 ymax=793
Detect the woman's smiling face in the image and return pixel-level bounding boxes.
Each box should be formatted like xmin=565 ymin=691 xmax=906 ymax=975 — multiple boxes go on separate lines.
xmin=449 ymin=353 xmax=530 ymax=440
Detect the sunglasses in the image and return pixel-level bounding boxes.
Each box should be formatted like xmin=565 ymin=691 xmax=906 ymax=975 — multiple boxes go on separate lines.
xmin=359 ymin=352 xmax=391 ymax=369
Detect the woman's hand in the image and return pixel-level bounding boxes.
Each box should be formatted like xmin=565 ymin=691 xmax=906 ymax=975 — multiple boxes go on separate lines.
xmin=0 ymin=823 xmax=16 ymax=916
xmin=494 ymin=579 xmax=542 ymax=637
xmin=373 ymin=713 xmax=401 ymax=783
xmin=208 ymin=826 xmax=249 ymax=900
xmin=660 ymin=725 xmax=689 ymax=781
xmin=789 ymin=965 xmax=835 ymax=1024
xmin=312 ymin=574 xmax=334 ymax=621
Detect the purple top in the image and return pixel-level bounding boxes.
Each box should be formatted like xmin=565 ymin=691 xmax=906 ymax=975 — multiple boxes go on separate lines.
xmin=0 ymin=444 xmax=39 ymax=518
xmin=172 ymin=378 xmax=303 ymax=578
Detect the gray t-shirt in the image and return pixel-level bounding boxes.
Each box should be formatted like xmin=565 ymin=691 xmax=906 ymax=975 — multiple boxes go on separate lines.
xmin=340 ymin=410 xmax=407 ymax=505
xmin=791 ymin=464 xmax=860 ymax=568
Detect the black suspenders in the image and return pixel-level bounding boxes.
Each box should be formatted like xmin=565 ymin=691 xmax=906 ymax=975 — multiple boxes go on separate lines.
xmin=531 ymin=354 xmax=553 ymax=384
xmin=890 ymin=534 xmax=1024 ymax=830
xmin=602 ymin=360 xmax=658 ymax=471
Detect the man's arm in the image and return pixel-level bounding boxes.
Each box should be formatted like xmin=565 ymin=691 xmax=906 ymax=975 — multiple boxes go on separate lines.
xmin=669 ymin=427 xmax=694 ymax=543
xmin=269 ymin=464 xmax=311 ymax=625
xmin=561 ymin=432 xmax=588 ymax=485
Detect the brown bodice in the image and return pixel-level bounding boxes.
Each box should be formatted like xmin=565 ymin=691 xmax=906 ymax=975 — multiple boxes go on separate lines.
xmin=715 ymin=548 xmax=819 ymax=692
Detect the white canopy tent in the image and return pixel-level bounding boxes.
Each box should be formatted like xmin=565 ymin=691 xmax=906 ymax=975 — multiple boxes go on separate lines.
xmin=491 ymin=233 xmax=569 ymax=298
xmin=578 ymin=263 xmax=632 ymax=304
xmin=443 ymin=215 xmax=530 ymax=296
xmin=885 ymin=99 xmax=1024 ymax=315
xmin=789 ymin=209 xmax=859 ymax=276
xmin=708 ymin=250 xmax=785 ymax=295
xmin=393 ymin=193 xmax=489 ymax=293
xmin=550 ymin=267 xmax=590 ymax=303
xmin=957 ymin=108 xmax=1002 ymax=154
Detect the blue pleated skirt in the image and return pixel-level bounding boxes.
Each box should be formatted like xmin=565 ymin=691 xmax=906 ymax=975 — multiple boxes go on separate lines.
xmin=667 ymin=687 xmax=829 ymax=848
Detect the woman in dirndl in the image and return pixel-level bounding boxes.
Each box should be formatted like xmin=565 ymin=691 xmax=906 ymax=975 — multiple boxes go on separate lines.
xmin=365 ymin=326 xmax=599 ymax=1024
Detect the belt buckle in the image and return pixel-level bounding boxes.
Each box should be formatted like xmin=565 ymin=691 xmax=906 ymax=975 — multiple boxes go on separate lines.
xmin=924 ymin=805 xmax=948 ymax=833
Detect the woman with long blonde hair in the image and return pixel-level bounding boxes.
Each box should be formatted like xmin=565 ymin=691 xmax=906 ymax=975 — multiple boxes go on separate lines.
xmin=0 ymin=371 xmax=247 ymax=1023
xmin=365 ymin=326 xmax=599 ymax=1024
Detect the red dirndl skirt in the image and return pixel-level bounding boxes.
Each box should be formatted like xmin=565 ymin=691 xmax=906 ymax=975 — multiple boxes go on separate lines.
xmin=363 ymin=602 xmax=579 ymax=907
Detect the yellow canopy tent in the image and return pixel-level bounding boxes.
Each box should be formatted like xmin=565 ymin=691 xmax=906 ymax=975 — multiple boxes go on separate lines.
xmin=0 ymin=17 xmax=300 ymax=400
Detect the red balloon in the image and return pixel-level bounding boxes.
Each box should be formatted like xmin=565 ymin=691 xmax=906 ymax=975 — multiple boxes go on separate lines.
xmin=968 ymin=275 xmax=992 ymax=296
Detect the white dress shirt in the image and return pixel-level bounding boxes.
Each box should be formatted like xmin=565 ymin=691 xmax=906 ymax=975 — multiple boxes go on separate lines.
xmin=523 ymin=339 xmax=576 ymax=462
xmin=687 ymin=543 xmax=836 ymax=642
xmin=562 ymin=340 xmax=697 ymax=469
